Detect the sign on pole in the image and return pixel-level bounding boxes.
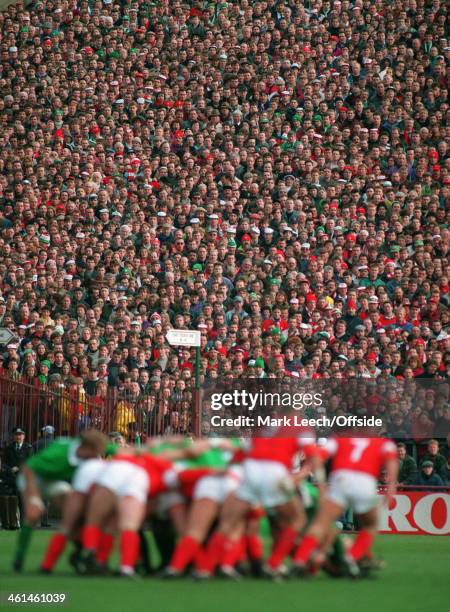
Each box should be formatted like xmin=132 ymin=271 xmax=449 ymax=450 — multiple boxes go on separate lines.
xmin=0 ymin=328 xmax=18 ymax=346
xmin=166 ymin=329 xmax=201 ymax=347
xmin=166 ymin=329 xmax=202 ymax=427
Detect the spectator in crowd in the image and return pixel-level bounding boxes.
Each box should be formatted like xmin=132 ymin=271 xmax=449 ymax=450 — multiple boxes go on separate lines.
xmin=397 ymin=443 xmax=418 ymax=485
xmin=422 ymin=439 xmax=447 ymax=477
xmin=33 ymin=426 xmax=55 ymax=454
xmin=413 ymin=460 xmax=445 ymax=490
xmin=0 ymin=0 xmax=448 ymax=449
xmin=108 ymin=432 xmax=128 ymax=449
xmin=441 ymin=452 xmax=450 ymax=485
xmin=114 ymin=394 xmax=137 ymax=438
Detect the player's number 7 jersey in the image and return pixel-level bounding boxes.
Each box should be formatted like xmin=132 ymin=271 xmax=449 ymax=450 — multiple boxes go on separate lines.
xmin=325 ymin=437 xmax=397 ymax=478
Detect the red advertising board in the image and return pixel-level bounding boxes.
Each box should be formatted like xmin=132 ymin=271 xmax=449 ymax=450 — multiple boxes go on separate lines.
xmin=378 ymin=491 xmax=450 ymax=536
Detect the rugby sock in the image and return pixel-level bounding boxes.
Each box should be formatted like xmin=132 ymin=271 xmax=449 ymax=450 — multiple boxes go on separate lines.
xmin=348 ymin=530 xmax=374 ymax=562
xmin=120 ymin=530 xmax=140 ymax=572
xmin=194 ymin=545 xmax=209 ymax=571
xmin=96 ymin=533 xmax=114 ymax=564
xmin=168 ymin=536 xmax=200 ymax=572
xmin=41 ymin=533 xmax=67 ymax=571
xmin=246 ymin=534 xmax=263 ymax=560
xmin=197 ymin=532 xmax=227 ymax=574
xmin=82 ymin=525 xmax=102 ymax=552
xmin=14 ymin=524 xmax=33 ymax=567
xmin=293 ymin=534 xmax=319 ymax=565
xmin=220 ymin=538 xmax=243 ymax=569
xmin=267 ymin=527 xmax=298 ymax=570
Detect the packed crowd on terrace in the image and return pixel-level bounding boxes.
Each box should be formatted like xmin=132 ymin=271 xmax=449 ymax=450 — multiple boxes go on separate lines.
xmin=0 ymin=0 xmax=448 ymax=457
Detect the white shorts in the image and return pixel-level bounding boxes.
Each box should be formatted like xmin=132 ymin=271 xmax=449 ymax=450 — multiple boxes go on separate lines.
xmin=17 ymin=474 xmax=72 ymax=498
xmin=327 ymin=469 xmax=379 ymax=514
xmin=193 ymin=472 xmax=240 ymax=503
xmin=234 ymin=459 xmax=293 ymax=508
xmin=96 ymin=460 xmax=149 ymax=504
xmin=156 ymin=491 xmax=186 ymax=518
xmin=227 ymin=464 xmax=244 ymax=483
xmin=72 ymin=459 xmax=106 ymax=494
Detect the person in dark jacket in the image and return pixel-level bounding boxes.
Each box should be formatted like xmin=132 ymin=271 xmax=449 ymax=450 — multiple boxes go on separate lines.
xmin=440 ymin=452 xmax=450 ymax=485
xmin=397 ymin=442 xmax=417 ymax=485
xmin=3 ymin=428 xmax=33 ymax=472
xmin=413 ymin=460 xmax=445 ymax=490
xmin=397 ymin=443 xmax=418 ymax=485
xmin=2 ymin=428 xmax=33 ymax=527
xmin=422 ymin=439 xmax=447 ymax=478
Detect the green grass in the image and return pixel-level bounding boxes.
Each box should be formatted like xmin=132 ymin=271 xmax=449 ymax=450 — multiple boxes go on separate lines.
xmin=1 ymin=531 xmax=449 ymax=612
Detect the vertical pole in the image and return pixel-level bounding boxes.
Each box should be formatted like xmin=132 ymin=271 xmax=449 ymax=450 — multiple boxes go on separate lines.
xmin=193 ymin=347 xmax=201 ymax=437
xmin=195 ymin=347 xmax=201 ymax=390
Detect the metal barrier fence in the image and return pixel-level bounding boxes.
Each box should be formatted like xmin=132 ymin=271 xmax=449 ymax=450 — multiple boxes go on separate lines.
xmin=0 ymin=376 xmax=195 ymax=445
xmin=379 ymin=485 xmax=450 ymax=492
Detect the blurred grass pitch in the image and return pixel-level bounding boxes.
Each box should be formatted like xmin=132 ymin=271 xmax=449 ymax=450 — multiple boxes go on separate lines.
xmin=0 ymin=532 xmax=448 ymax=612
